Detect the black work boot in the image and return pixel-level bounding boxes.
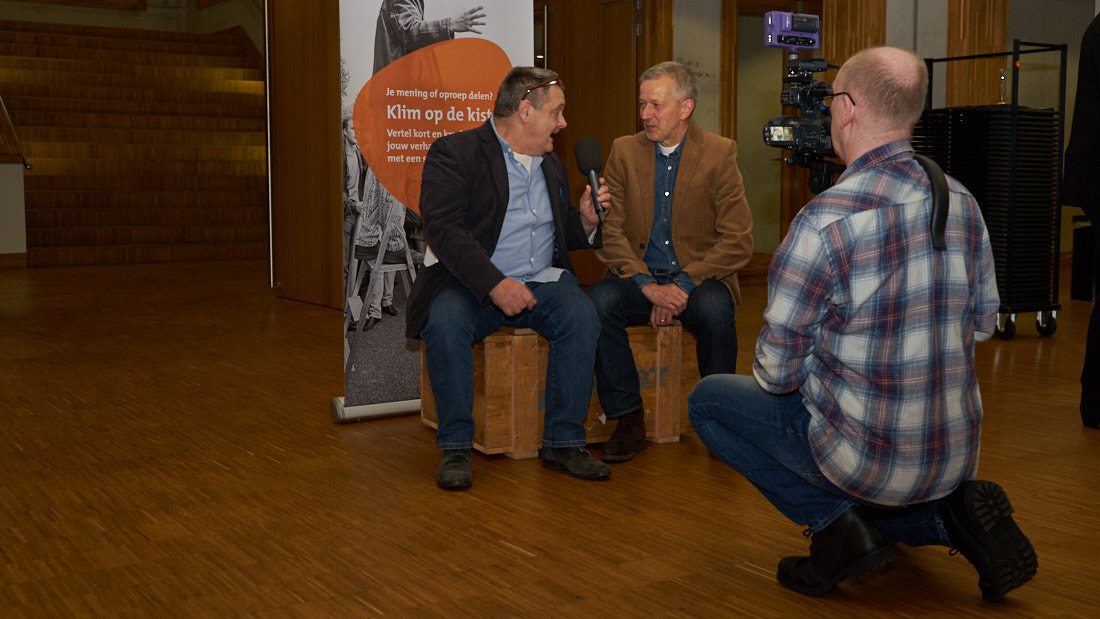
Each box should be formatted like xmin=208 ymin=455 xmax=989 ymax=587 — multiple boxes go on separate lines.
xmin=601 ymin=409 xmax=646 ymax=462
xmin=939 ymin=480 xmax=1037 ymax=602
xmin=777 ymin=506 xmax=896 ymax=596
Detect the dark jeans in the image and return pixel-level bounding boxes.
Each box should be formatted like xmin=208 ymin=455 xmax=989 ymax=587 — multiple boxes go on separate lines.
xmin=587 ymin=275 xmax=737 ymax=419
xmin=688 ymin=374 xmax=951 ymax=547
xmin=421 ymin=271 xmax=600 ymax=450
xmin=1084 ymin=209 xmax=1100 ymax=411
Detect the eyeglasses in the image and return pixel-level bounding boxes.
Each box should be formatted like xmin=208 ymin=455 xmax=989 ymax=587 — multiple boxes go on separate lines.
xmin=824 ymin=91 xmax=856 ymax=108
xmin=521 ymin=79 xmax=560 ymax=101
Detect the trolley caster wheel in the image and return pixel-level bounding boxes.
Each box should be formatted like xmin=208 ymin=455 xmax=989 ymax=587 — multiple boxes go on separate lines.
xmin=996 ymin=315 xmax=1015 ymax=340
xmin=1036 ymin=312 xmax=1057 ymax=337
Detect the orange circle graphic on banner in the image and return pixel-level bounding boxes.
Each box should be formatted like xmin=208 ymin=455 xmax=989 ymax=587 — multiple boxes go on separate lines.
xmin=354 ymin=38 xmax=512 ymax=213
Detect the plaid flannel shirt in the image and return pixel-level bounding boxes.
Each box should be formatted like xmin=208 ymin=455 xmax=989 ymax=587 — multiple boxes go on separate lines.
xmin=754 ymin=140 xmax=999 ymax=506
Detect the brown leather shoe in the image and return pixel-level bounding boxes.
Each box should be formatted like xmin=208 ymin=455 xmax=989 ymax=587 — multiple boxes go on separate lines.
xmin=776 ymin=506 xmax=896 ymax=596
xmin=601 ymin=409 xmax=646 ymax=462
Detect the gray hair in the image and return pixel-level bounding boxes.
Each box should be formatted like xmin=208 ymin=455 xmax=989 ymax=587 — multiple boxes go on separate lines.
xmin=493 ymin=67 xmax=563 ymax=117
xmin=639 ymin=61 xmax=698 ymax=103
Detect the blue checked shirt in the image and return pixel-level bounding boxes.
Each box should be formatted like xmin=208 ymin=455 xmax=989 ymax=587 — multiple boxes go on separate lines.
xmin=754 ymin=140 xmax=999 ymax=507
xmin=631 ymin=137 xmax=695 ymax=294
xmin=488 ymin=118 xmax=561 ymax=284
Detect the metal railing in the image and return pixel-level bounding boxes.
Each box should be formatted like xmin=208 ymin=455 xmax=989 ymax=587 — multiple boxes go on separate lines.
xmin=0 ymin=94 xmax=31 ymax=170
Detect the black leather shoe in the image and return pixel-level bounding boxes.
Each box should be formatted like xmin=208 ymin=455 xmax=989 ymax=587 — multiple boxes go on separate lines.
xmin=540 ymin=446 xmax=610 ymax=480
xmin=776 ymin=506 xmax=896 ymax=596
xmin=435 ymin=449 xmax=472 ymax=490
xmin=602 ymin=409 xmax=646 ymax=462
xmin=939 ymin=480 xmax=1037 ymax=602
xmin=382 ymin=304 xmax=399 ymax=316
xmin=362 ymin=316 xmax=381 ymax=331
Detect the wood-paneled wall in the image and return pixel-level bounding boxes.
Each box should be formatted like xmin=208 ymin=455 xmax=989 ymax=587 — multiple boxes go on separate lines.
xmin=541 ymin=0 xmax=642 ymax=287
xmin=267 ymin=0 xmax=344 ymax=308
xmin=22 ymin=0 xmax=145 ymax=9
xmin=719 ymin=0 xmax=738 ymax=139
xmin=946 ymin=0 xmax=1009 ymax=107
xmin=639 ymin=0 xmax=674 ymax=83
xmin=0 ymin=103 xmax=24 ymax=165
xmin=822 ymin=0 xmax=887 ymax=79
xmin=4 ymin=19 xmax=268 ymax=267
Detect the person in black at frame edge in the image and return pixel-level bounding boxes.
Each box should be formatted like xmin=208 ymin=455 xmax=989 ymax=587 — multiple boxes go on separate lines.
xmin=1064 ymin=12 xmax=1100 ymax=429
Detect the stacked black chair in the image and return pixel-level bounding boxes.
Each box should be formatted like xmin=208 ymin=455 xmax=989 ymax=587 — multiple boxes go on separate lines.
xmin=913 ymin=105 xmax=1061 ymax=338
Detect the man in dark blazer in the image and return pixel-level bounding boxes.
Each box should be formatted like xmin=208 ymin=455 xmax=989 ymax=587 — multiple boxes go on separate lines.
xmin=407 ymin=67 xmax=611 ymax=489
xmin=587 ymin=61 xmax=754 ymax=462
xmin=1065 ymin=12 xmax=1100 ymax=429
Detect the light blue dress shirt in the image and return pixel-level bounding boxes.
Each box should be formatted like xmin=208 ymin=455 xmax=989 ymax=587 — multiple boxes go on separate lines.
xmin=488 ymin=118 xmax=562 ymax=284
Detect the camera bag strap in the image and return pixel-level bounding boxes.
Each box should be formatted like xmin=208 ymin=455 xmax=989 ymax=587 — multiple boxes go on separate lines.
xmin=914 ymin=153 xmax=949 ymax=251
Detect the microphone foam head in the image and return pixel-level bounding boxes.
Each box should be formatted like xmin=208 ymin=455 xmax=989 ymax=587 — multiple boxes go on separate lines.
xmin=574 ymin=137 xmax=603 ymax=174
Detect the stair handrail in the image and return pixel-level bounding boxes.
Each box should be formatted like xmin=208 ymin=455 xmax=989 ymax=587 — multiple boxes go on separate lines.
xmin=0 ymin=93 xmax=32 ymax=170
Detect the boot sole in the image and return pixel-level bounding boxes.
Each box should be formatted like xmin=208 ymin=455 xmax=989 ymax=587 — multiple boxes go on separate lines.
xmin=541 ymin=458 xmax=611 ymax=480
xmin=436 ymin=478 xmax=471 ymax=490
xmin=945 ymin=481 xmax=1038 ymax=602
xmin=777 ymin=545 xmax=896 ymax=597
xmin=848 ymin=544 xmax=897 ymax=580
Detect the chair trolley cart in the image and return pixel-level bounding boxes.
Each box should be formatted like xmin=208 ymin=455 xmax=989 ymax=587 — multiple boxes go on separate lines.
xmin=913 ymin=40 xmax=1067 ymax=339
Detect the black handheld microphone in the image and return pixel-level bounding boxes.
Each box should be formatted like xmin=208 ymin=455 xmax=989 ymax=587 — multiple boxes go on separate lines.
xmin=574 ymin=137 xmax=607 ymax=223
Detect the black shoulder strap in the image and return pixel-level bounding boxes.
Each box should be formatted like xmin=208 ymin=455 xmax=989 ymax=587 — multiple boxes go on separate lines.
xmin=914 ymin=153 xmax=949 ymax=251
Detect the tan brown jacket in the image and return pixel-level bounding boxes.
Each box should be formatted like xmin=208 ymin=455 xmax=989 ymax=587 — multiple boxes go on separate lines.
xmin=596 ymin=124 xmax=754 ymax=311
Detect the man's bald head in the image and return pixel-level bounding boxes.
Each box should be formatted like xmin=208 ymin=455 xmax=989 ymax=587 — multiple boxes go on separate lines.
xmin=834 ymin=46 xmax=928 ymax=134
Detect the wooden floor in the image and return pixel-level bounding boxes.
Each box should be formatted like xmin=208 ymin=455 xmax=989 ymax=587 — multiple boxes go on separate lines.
xmin=1 ymin=258 xmax=1098 ymax=617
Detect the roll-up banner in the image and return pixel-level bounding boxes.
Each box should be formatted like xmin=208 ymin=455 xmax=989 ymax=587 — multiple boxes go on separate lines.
xmin=337 ymin=1 xmax=533 ymax=419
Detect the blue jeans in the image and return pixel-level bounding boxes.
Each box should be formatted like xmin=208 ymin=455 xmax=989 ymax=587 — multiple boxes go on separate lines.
xmin=587 ymin=275 xmax=737 ymax=419
xmin=688 ymin=374 xmax=951 ymax=547
xmin=422 ymin=271 xmax=599 ymax=450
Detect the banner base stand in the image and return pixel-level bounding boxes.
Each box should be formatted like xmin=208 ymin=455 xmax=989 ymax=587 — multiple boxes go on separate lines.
xmin=331 ymin=396 xmax=420 ymax=421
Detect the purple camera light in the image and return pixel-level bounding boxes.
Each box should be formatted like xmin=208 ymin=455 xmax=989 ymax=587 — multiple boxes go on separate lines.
xmin=765 ymin=11 xmax=820 ymax=52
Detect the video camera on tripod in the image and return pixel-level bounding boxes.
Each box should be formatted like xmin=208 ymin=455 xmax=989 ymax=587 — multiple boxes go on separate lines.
xmin=760 ymin=12 xmax=952 ymax=249
xmin=761 ymin=12 xmax=845 ymax=193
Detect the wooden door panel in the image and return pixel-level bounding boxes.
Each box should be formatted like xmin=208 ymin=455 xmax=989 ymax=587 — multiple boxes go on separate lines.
xmin=540 ymin=0 xmax=639 ymax=286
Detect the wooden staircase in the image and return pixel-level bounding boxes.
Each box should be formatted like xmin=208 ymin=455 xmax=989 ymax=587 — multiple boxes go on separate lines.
xmin=0 ymin=19 xmax=268 ymax=266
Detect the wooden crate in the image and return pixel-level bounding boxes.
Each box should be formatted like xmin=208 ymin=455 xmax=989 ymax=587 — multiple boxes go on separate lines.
xmin=420 ymin=325 xmax=690 ymax=459
xmin=680 ymin=331 xmax=701 ymax=433
xmin=548 ymin=325 xmax=684 ymax=445
xmin=420 ymin=328 xmax=541 ymax=458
